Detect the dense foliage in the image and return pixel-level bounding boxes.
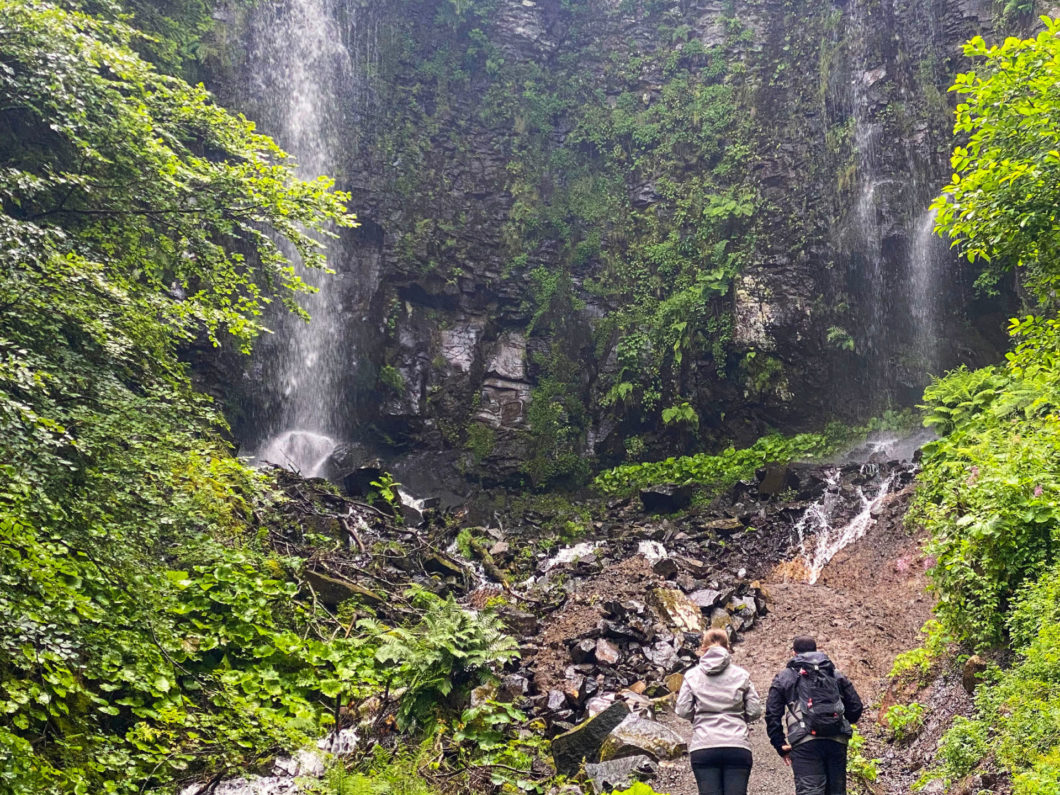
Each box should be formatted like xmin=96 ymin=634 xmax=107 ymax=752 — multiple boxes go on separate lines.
xmin=0 ymin=2 xmax=524 ymax=792
xmin=592 ymin=415 xmax=911 ymax=497
xmin=0 ymin=0 xmax=366 ymax=789
xmin=934 ymin=18 xmax=1060 ymax=302
xmin=914 ymin=19 xmax=1060 ymax=791
xmin=593 ymin=430 xmax=843 ymax=496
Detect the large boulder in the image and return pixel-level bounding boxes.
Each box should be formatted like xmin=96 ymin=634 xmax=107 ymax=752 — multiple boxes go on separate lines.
xmin=639 ymin=484 xmax=693 ymax=513
xmin=551 ymin=701 xmax=630 ymax=775
xmin=649 ymin=588 xmax=705 ymax=633
xmin=598 ymin=715 xmax=688 ymax=762
xmin=584 ymin=755 xmax=658 ymax=794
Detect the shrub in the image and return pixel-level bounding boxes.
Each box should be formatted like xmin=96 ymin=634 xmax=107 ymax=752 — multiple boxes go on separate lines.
xmin=885 ymin=702 xmax=926 ymax=743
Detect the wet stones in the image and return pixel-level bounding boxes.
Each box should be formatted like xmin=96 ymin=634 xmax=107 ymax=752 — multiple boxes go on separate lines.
xmin=551 ymin=701 xmax=630 ymax=775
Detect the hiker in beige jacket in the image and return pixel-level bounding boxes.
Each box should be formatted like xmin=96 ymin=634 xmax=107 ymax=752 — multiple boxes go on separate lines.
xmin=676 ymin=628 xmax=763 ymax=795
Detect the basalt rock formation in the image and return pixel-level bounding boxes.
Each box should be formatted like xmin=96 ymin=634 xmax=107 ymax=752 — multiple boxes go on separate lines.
xmin=205 ymin=0 xmax=1014 ymax=488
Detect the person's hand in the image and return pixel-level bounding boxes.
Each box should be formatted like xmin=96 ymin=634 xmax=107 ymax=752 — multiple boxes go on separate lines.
xmin=781 ymin=745 xmax=792 ymax=766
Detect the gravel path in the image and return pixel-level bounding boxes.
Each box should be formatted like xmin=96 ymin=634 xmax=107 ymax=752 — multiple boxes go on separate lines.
xmin=649 ymin=486 xmax=934 ymax=795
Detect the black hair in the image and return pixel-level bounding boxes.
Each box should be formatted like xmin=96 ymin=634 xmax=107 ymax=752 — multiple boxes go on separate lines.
xmin=792 ymin=635 xmax=817 ymax=653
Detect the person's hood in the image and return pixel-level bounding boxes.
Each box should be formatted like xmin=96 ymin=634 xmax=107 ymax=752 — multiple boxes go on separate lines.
xmin=699 ymin=645 xmax=732 ymax=675
xmin=788 ymin=651 xmax=834 ymax=673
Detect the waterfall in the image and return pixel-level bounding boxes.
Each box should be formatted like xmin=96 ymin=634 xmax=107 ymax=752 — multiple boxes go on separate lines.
xmin=906 ymin=206 xmax=948 ymax=375
xmin=838 ymin=0 xmax=956 ymax=392
xmin=238 ymin=0 xmax=375 ymax=476
xmin=844 ymin=0 xmax=890 ymax=365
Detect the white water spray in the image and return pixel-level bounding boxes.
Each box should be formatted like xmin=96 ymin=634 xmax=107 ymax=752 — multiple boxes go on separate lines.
xmin=906 ymin=206 xmax=948 ymax=374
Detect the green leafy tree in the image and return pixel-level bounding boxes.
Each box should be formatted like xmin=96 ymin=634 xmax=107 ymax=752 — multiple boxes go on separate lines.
xmin=0 ymin=1 xmax=358 ymax=791
xmin=934 ymin=18 xmax=1060 ymax=301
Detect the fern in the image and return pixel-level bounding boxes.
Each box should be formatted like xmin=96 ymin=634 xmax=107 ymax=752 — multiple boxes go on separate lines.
xmin=371 ymin=592 xmax=519 ymax=730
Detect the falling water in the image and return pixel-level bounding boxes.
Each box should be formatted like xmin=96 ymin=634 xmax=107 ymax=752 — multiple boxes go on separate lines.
xmin=838 ymin=0 xmax=957 ymax=391
xmin=240 ymin=0 xmax=370 ymax=476
xmin=906 ymin=206 xmax=949 ymax=375
xmin=845 ymin=0 xmax=890 ymax=361
xmin=794 ymin=465 xmax=899 ymax=584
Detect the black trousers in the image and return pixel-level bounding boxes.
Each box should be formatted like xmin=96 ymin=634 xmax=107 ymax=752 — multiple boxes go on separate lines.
xmin=789 ymin=740 xmax=848 ymax=795
xmin=689 ymin=747 xmax=752 ymax=795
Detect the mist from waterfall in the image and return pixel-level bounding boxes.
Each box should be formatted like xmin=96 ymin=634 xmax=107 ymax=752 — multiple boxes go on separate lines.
xmin=839 ymin=0 xmax=957 ymax=393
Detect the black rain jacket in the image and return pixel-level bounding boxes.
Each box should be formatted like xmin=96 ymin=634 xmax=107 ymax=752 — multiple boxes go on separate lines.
xmin=764 ymin=651 xmax=864 ymax=756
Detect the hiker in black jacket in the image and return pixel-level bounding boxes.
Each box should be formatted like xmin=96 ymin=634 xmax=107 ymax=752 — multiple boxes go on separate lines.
xmin=765 ymin=636 xmax=863 ymax=795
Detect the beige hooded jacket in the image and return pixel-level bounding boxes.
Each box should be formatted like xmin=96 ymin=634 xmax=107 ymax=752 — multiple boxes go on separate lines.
xmin=675 ymin=646 xmax=763 ymax=752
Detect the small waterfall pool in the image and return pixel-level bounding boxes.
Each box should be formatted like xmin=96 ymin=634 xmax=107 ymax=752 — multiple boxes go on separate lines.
xmin=256 ymin=430 xmax=338 ymax=478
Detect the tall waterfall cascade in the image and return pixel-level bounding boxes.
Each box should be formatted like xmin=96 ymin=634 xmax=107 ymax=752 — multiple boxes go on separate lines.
xmin=841 ymin=0 xmax=960 ymax=386
xmin=242 ymin=0 xmax=376 ymax=477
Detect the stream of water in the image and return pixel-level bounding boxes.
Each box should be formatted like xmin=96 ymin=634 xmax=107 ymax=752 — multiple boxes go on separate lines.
xmin=241 ymin=0 xmax=370 ymax=476
xmin=794 ymin=466 xmax=898 ymax=584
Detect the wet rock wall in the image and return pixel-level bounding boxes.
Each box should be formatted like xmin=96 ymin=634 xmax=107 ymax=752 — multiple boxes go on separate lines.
xmin=207 ymin=0 xmax=1014 ymax=487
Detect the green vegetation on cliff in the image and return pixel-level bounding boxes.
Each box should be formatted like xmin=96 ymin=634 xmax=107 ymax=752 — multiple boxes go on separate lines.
xmin=913 ymin=20 xmax=1060 ymax=791
xmin=371 ymin=0 xmax=768 ymax=480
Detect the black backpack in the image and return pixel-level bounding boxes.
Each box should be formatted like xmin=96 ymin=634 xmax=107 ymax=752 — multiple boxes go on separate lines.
xmin=789 ymin=660 xmax=846 ymax=738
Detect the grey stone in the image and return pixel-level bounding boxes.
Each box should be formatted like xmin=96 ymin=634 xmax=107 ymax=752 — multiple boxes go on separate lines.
xmin=551 ymin=701 xmax=631 ymax=775
xmin=547 ymin=690 xmax=568 ymax=711
xmin=689 ymin=589 xmax=724 ymax=610
xmin=570 ymin=638 xmax=598 ymax=664
xmin=500 ymin=674 xmax=529 ymax=701
xmin=585 ymin=755 xmax=658 ymax=794
xmin=598 ymin=715 xmax=688 ymax=761
xmin=596 ymin=638 xmax=622 ymax=666
xmin=642 ymin=640 xmax=678 ymax=670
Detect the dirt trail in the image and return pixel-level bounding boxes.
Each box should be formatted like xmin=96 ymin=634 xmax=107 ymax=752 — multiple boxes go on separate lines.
xmin=653 ymin=486 xmax=934 ymax=795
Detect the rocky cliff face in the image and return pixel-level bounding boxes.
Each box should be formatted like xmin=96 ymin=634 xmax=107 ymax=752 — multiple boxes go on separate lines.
xmin=210 ymin=0 xmax=1012 ymax=488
